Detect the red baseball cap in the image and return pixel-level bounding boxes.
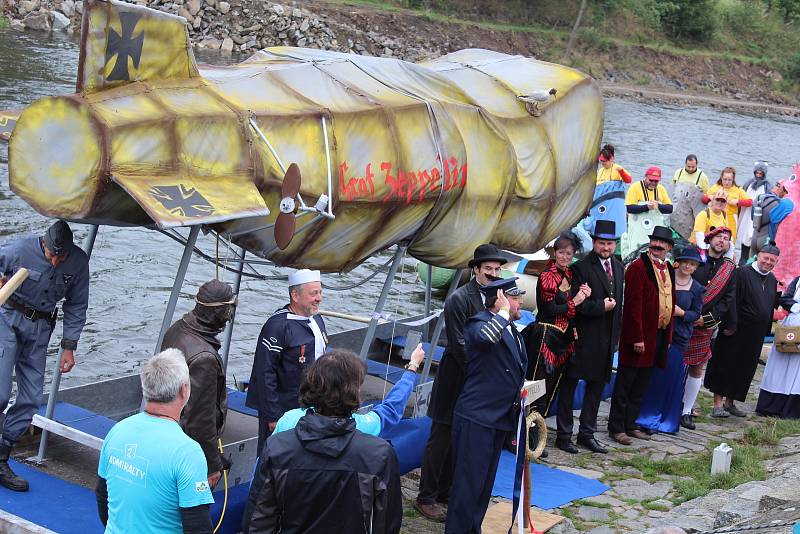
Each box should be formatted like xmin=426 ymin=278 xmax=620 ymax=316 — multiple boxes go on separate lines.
xmin=645 ymin=166 xmax=662 ymax=181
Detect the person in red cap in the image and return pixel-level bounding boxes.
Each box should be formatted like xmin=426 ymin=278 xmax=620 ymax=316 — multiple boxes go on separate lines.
xmin=624 ymin=166 xmax=673 ymax=216
xmin=690 ymin=191 xmax=737 ymax=245
xmin=679 ymin=226 xmax=736 ymax=429
xmin=596 ymin=144 xmax=632 ymax=185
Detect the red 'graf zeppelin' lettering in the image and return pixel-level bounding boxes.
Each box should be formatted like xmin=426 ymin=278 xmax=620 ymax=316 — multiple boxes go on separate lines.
xmin=338 ymin=156 xmax=467 ymax=204
xmin=339 ymin=161 xmax=375 ymax=202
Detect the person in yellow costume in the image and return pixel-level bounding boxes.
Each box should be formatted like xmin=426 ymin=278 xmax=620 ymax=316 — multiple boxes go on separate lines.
xmin=624 ymin=166 xmax=673 ymax=214
xmin=702 ymin=167 xmax=752 ymax=237
xmin=596 ymin=144 xmax=633 ymax=185
xmin=691 ymin=192 xmax=738 ymax=244
xmin=672 ymin=154 xmax=710 ymax=193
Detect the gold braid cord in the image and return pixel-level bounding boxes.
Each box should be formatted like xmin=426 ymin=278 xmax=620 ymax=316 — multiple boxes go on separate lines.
xmin=525 ymin=409 xmax=547 ymax=461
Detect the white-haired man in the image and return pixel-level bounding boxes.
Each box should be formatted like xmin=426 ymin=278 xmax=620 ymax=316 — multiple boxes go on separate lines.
xmin=246 ymin=269 xmax=328 ymax=453
xmin=96 ymin=349 xmax=214 ymax=533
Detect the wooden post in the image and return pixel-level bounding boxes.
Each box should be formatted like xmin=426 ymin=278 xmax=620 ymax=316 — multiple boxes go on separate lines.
xmin=0 ymin=268 xmax=29 ymax=307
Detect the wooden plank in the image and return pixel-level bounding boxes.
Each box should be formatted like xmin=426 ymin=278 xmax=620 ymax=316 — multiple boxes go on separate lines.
xmin=481 ymin=501 xmax=564 ymax=533
xmin=30 ymin=415 xmax=104 ymax=451
xmin=0 ymin=269 xmax=29 ymax=307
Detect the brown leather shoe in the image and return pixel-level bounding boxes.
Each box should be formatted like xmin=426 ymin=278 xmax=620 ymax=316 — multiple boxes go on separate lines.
xmin=610 ymin=432 xmax=632 ymax=445
xmin=627 ymin=429 xmax=651 ymax=440
xmin=414 ymin=501 xmax=445 ymax=522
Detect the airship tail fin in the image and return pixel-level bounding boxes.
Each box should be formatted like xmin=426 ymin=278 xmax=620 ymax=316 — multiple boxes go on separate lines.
xmin=77 ymin=0 xmax=199 ymax=94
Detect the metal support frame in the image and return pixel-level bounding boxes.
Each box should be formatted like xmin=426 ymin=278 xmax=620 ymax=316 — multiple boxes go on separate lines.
xmin=357 ymin=246 xmax=407 ymax=361
xmin=36 ymin=224 xmax=99 ymax=463
xmin=423 ymin=264 xmax=433 ymax=340
xmin=154 ymin=226 xmax=200 ymax=354
xmin=220 ymin=247 xmax=245 ymax=371
xmin=419 ymin=269 xmax=463 ymax=387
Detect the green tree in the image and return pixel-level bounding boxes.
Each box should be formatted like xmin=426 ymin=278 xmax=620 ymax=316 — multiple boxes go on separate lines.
xmin=775 ymin=0 xmax=800 ymax=21
xmin=659 ymin=0 xmax=717 ymax=42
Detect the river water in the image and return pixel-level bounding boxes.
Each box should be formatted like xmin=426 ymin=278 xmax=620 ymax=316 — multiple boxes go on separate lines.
xmin=1 ymin=29 xmax=799 ymax=388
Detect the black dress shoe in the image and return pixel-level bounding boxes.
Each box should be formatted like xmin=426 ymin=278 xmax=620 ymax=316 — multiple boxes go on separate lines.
xmin=555 ymin=440 xmax=578 ymax=454
xmin=680 ymin=414 xmax=696 ymax=430
xmin=577 ymin=435 xmax=608 ymax=454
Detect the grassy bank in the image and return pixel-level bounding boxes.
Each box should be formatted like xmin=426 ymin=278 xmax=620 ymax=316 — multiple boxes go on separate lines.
xmin=336 ymin=0 xmax=800 ymax=99
xmin=614 ymin=416 xmax=800 ymax=504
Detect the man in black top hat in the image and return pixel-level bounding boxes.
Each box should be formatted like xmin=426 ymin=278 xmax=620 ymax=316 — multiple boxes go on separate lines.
xmin=556 ymin=220 xmax=623 ymax=454
xmin=415 ymin=244 xmax=506 ymax=522
xmin=609 ymin=225 xmax=675 ymax=445
xmin=0 ymin=220 xmax=90 ymax=491
xmin=446 ymin=277 xmax=527 ymax=534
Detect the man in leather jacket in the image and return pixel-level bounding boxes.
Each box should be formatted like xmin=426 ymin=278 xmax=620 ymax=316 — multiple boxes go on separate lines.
xmin=415 ymin=244 xmax=506 ymax=522
xmin=161 ymin=279 xmax=236 ymax=489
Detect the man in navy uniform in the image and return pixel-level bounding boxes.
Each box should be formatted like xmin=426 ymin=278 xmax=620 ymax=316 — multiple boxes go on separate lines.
xmin=0 ymin=220 xmax=89 ymax=491
xmin=415 ymin=243 xmax=506 ymax=522
xmin=445 ymin=277 xmax=527 ymax=534
xmin=246 ymin=269 xmax=327 ymax=453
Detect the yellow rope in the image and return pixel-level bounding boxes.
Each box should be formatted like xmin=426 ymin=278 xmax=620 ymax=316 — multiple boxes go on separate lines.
xmin=212 ymin=438 xmax=228 ymax=533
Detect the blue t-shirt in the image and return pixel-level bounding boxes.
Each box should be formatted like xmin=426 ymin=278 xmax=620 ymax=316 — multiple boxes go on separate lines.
xmin=98 ymin=412 xmax=214 ymax=534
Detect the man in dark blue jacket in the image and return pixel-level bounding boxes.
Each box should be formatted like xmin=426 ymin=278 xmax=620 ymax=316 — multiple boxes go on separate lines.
xmin=246 ymin=269 xmax=327 ymax=453
xmin=445 ymin=277 xmax=527 ymax=534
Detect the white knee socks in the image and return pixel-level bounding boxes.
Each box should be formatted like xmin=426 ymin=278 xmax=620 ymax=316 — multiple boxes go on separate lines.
xmin=682 ymin=376 xmax=702 ymax=415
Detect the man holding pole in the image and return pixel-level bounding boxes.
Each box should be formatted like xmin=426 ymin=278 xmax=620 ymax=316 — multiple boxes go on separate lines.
xmin=0 ymin=220 xmax=90 ymax=491
xmin=416 ymin=244 xmax=506 ymax=522
xmin=446 ymin=277 xmax=527 ymax=534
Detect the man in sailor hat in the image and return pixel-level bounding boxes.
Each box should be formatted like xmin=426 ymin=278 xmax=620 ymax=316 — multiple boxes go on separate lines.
xmin=445 ymin=277 xmax=527 ymax=534
xmin=246 ymin=269 xmax=327 ymax=453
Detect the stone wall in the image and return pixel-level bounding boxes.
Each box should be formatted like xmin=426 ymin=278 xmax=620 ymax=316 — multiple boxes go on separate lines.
xmin=0 ymin=0 xmax=436 ymax=61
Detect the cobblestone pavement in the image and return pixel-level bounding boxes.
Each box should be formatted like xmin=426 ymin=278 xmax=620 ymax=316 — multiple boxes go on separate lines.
xmin=399 ymin=345 xmax=800 ymax=533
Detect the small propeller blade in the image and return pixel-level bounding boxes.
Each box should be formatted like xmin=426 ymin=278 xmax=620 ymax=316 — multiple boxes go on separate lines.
xmin=275 ymin=212 xmax=296 ymax=250
xmin=282 ymin=163 xmax=301 ymax=198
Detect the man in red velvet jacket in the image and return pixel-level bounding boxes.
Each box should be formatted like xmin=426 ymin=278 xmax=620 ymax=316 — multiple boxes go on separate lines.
xmin=608 ymin=226 xmax=675 ymax=445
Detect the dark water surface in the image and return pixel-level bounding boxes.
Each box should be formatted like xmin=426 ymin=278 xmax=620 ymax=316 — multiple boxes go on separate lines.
xmin=1 ymin=29 xmax=799 ymax=388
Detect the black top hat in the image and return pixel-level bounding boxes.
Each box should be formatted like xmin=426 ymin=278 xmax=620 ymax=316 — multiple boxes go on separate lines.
xmin=468 ymin=244 xmax=508 ymax=268
xmin=479 ymin=276 xmax=525 ymax=298
xmin=648 ymin=226 xmax=674 ymax=246
xmin=43 ymin=220 xmax=74 ymax=256
xmin=591 ymin=220 xmax=616 ymax=240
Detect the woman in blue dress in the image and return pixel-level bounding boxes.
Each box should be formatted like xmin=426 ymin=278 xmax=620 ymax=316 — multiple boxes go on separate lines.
xmin=637 ymin=247 xmax=705 ymax=433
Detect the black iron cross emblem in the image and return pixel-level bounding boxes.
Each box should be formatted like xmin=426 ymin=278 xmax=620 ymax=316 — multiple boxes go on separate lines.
xmin=104 ymin=12 xmax=145 ymax=82
xmin=150 ymin=185 xmax=215 ymax=218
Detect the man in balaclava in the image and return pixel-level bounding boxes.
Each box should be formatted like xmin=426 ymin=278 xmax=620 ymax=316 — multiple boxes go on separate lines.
xmin=161 ymin=279 xmax=236 ymax=489
xmin=0 ymin=220 xmax=90 ymax=492
xmin=736 ymin=161 xmax=772 ymax=264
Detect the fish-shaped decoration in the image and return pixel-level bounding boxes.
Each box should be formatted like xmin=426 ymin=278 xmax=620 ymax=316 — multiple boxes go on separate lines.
xmin=773 ymin=163 xmax=800 ymax=286
xmin=5 ymin=0 xmax=603 ymax=272
xmin=670 ymin=180 xmax=706 ymax=240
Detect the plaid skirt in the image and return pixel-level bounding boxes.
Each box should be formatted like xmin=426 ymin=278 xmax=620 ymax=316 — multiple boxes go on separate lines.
xmin=684 ymin=327 xmax=714 ymax=366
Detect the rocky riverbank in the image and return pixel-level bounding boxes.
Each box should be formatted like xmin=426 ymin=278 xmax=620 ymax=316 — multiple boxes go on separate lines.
xmin=3 ymin=0 xmax=800 ymax=116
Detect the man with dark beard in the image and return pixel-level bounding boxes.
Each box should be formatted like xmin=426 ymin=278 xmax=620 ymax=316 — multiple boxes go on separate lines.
xmin=161 ymin=279 xmax=236 ymax=489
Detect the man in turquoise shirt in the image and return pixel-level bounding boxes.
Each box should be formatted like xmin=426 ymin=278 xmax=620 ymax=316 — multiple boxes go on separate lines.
xmin=96 ymin=349 xmax=214 ymax=533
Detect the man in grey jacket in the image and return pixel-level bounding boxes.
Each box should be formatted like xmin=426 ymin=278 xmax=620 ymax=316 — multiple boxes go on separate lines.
xmin=0 ymin=220 xmax=89 ymax=491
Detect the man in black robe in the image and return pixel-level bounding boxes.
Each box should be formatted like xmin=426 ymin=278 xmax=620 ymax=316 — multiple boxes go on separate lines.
xmin=415 ymin=244 xmax=505 ymax=522
xmin=705 ymin=244 xmax=781 ymax=417
xmin=556 ymin=220 xmax=623 ymax=454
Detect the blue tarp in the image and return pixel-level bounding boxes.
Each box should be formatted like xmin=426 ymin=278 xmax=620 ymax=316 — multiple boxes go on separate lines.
xmin=491 ymin=451 xmax=609 ymax=510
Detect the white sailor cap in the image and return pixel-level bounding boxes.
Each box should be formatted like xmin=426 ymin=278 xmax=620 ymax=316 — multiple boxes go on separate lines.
xmin=288 ymin=269 xmax=321 ymax=287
